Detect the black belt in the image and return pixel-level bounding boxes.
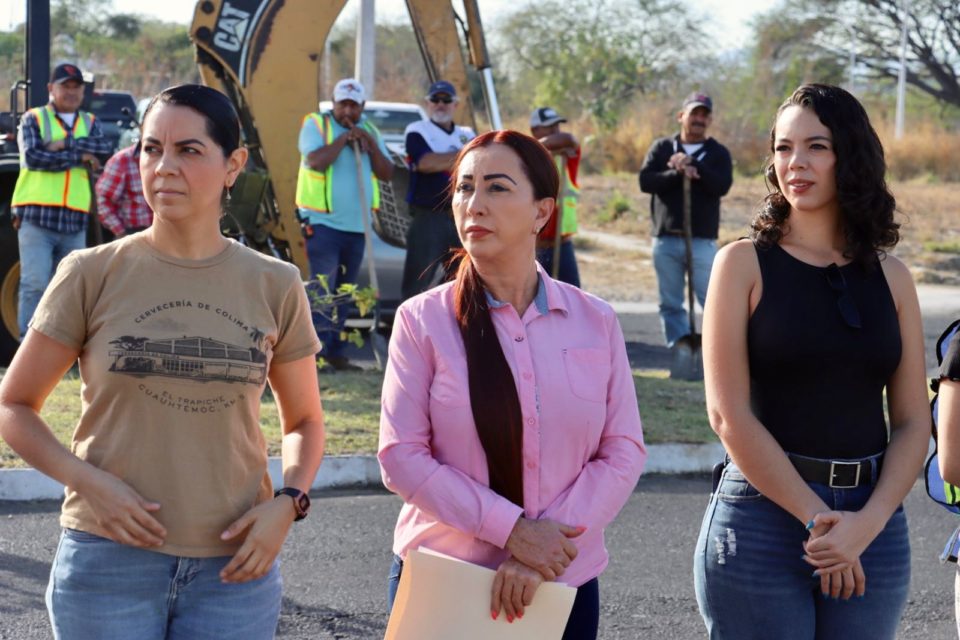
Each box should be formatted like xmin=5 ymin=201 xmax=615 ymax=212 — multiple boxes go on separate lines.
xmin=787 ymin=453 xmax=882 ymax=488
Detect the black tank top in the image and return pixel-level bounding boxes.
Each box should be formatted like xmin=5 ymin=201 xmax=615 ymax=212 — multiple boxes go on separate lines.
xmin=747 ymin=242 xmax=901 ymax=458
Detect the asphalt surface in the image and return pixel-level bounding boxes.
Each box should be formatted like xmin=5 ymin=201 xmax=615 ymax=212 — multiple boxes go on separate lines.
xmin=0 ymin=478 xmax=957 ymax=639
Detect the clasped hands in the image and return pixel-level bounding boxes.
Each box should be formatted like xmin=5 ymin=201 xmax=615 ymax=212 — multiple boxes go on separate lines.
xmin=802 ymin=510 xmax=877 ymax=600
xmin=667 ymin=152 xmax=700 ymax=180
xmin=490 ymin=517 xmax=585 ymax=623
xmin=340 ymin=126 xmax=374 ymax=153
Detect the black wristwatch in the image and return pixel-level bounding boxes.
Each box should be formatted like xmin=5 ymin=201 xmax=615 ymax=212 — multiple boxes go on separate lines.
xmin=274 ymin=487 xmax=310 ymax=521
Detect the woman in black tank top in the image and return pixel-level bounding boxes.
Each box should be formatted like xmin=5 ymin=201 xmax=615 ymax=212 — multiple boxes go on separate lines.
xmin=693 ymin=85 xmax=929 ymax=640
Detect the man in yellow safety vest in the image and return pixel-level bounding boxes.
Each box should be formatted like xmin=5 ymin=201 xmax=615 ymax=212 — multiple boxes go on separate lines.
xmin=295 ymin=78 xmax=394 ymax=371
xmin=530 ymin=107 xmax=582 ymax=287
xmin=11 ymin=62 xmax=113 ymax=339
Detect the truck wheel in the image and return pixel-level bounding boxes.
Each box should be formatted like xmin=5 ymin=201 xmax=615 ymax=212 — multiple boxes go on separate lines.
xmin=0 ymin=229 xmax=19 ymax=365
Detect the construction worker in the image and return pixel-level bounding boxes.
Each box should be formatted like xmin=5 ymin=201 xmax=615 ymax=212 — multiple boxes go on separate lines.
xmin=95 ymin=143 xmax=153 ymax=238
xmin=401 ymin=80 xmax=476 ymax=300
xmin=530 ymin=106 xmax=581 ymax=287
xmin=11 ymin=62 xmax=113 ymax=339
xmin=295 ymin=78 xmax=394 ymax=371
xmin=638 ymin=92 xmax=733 ymax=348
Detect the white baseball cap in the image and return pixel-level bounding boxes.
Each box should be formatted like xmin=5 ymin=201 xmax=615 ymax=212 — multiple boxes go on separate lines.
xmin=333 ymin=78 xmax=366 ymax=104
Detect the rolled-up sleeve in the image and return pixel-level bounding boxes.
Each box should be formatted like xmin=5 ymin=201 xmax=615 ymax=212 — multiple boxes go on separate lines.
xmin=378 ymin=306 xmax=523 ymax=548
xmin=540 ymin=311 xmax=646 ymax=530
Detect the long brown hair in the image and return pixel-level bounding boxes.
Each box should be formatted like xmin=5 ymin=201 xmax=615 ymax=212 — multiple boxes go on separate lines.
xmin=449 ymin=130 xmax=558 ymax=507
xmin=752 ymin=84 xmax=899 ymax=266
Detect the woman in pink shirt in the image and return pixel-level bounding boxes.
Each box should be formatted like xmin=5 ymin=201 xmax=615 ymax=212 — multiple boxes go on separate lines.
xmin=378 ymin=130 xmax=646 ymax=638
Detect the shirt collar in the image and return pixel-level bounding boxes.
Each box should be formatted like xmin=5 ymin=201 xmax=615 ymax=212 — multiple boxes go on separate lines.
xmin=484 ymin=263 xmax=568 ymax=316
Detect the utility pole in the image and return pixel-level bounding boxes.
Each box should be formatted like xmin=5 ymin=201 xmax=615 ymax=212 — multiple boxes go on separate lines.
xmin=894 ymin=0 xmax=908 ymax=140
xmin=355 ymin=0 xmax=375 ymax=99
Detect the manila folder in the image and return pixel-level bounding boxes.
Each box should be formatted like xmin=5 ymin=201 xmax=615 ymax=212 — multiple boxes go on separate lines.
xmin=384 ymin=548 xmax=577 ymax=639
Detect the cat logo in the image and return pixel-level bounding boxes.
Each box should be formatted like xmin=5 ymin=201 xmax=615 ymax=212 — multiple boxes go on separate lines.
xmin=213 ymin=2 xmax=251 ymax=53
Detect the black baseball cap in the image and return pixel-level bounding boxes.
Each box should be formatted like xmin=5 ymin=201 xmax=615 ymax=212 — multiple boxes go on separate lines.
xmin=682 ymin=92 xmax=713 ymax=112
xmin=51 ymin=63 xmax=84 ymax=85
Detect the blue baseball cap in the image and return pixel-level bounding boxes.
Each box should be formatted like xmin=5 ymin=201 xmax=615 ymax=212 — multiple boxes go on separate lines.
xmin=426 ymin=80 xmax=457 ymax=99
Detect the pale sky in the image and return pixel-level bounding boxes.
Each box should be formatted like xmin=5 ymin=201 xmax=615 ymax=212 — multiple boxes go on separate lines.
xmin=2 ymin=0 xmax=771 ymax=51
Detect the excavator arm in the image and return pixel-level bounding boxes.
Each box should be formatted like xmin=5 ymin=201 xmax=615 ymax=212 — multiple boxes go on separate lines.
xmin=189 ymin=0 xmax=489 ymax=278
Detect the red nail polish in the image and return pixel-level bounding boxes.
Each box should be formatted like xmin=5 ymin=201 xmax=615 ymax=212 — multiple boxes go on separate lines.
xmin=491 ymin=611 xmax=497 ymax=620
xmin=507 ymin=615 xmax=513 ymax=623
xmin=517 ymin=612 xmax=524 ymax=620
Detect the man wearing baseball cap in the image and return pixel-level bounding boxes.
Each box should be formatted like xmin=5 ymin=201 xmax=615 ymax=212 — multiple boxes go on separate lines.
xmin=530 ymin=106 xmax=582 ymax=287
xmin=638 ymin=91 xmax=733 ymax=348
xmin=295 ymin=77 xmax=394 ymax=371
xmin=400 ymin=79 xmax=476 ymax=299
xmin=11 ymin=62 xmax=113 ymax=340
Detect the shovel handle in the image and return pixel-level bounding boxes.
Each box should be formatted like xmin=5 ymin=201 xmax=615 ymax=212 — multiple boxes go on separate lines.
xmin=682 ymin=174 xmax=696 ymax=335
xmin=353 ymin=139 xmax=379 ymax=293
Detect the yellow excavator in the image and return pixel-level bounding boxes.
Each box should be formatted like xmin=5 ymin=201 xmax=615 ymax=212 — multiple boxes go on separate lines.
xmin=188 ymin=0 xmax=499 ymax=279
xmin=0 ymin=0 xmax=500 ymax=363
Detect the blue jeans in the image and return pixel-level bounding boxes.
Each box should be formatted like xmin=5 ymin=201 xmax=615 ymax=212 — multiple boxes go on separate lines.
xmin=693 ymin=461 xmax=911 ymax=639
xmin=387 ymin=554 xmax=600 ymax=639
xmin=652 ymin=236 xmax=716 ymax=347
xmin=304 ymin=223 xmax=365 ymax=360
xmin=46 ymin=529 xmax=282 ymax=640
xmin=536 ymin=238 xmax=581 ymax=288
xmin=17 ymin=220 xmax=86 ymax=337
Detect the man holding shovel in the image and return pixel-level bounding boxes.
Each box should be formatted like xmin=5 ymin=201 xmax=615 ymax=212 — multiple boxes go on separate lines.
xmin=295 ymin=78 xmax=394 ymax=371
xmin=639 ymin=92 xmax=733 ymax=356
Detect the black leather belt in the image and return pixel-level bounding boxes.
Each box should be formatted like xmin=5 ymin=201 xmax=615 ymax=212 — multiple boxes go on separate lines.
xmin=787 ymin=453 xmax=882 ymax=488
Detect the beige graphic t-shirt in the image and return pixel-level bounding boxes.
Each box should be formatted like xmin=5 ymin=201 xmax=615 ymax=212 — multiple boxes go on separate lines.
xmin=30 ymin=235 xmax=320 ymax=557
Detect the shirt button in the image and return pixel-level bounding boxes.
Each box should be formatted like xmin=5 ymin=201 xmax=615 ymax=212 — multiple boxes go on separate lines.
xmin=527 ymin=461 xmax=538 ymax=470
xmin=514 ymin=336 xmax=524 ymax=342
xmin=522 ymin=371 xmax=532 ymax=380
xmin=527 ymin=417 xmax=535 ymax=425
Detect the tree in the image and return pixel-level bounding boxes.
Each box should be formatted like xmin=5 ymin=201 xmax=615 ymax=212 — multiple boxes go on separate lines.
xmin=494 ymin=0 xmax=702 ymax=130
xmin=818 ymin=0 xmax=960 ymax=109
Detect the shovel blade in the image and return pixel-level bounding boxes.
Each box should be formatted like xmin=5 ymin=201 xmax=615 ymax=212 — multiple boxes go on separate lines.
xmin=670 ymin=334 xmax=703 ymax=381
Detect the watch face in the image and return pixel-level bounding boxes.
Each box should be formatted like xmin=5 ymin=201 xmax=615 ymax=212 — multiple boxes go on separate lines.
xmin=296 ymin=493 xmax=310 ymax=515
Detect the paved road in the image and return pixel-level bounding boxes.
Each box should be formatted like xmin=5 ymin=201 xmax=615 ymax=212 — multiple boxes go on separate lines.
xmin=1 ymin=477 xmax=957 ymax=639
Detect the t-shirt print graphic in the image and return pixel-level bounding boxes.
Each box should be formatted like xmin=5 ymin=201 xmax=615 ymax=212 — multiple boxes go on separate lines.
xmin=107 ymin=332 xmax=268 ymax=385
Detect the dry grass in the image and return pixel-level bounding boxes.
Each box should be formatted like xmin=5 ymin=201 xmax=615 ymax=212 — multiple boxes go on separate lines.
xmin=576 ymin=173 xmax=960 ymax=299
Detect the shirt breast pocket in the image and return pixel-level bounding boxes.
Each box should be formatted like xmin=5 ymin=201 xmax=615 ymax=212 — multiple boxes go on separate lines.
xmin=563 ymin=347 xmax=611 ymax=403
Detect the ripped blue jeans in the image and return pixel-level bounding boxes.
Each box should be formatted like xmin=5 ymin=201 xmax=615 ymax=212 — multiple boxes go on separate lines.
xmin=693 ymin=461 xmax=910 ymax=640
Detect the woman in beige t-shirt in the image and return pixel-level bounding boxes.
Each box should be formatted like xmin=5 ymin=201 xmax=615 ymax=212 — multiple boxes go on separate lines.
xmin=0 ymin=85 xmax=325 ymax=639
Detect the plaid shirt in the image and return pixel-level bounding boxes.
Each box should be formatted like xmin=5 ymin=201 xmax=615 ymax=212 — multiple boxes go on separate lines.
xmin=95 ymin=144 xmax=152 ymax=235
xmin=13 ymin=106 xmax=114 ymax=233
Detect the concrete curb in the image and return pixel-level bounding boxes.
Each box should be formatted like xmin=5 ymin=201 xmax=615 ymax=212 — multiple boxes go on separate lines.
xmin=0 ymin=444 xmax=725 ymax=501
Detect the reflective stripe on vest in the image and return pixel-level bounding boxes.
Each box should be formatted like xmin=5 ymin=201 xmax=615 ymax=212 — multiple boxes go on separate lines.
xmin=295 ymin=113 xmax=381 ymax=213
xmin=11 ymin=105 xmax=93 ymax=212
xmin=556 ymin=155 xmax=579 ymax=235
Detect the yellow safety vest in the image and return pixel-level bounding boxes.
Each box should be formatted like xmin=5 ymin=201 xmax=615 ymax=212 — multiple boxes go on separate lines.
xmin=556 ymin=154 xmax=579 ymax=235
xmin=295 ymin=112 xmax=381 ymax=213
xmin=11 ymin=105 xmax=94 ymax=213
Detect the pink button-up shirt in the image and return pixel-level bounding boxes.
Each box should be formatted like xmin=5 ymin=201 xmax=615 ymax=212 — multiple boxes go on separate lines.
xmin=378 ymin=269 xmax=646 ymax=587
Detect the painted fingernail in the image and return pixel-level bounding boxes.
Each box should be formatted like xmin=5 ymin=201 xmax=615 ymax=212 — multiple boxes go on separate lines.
xmin=806 ymin=520 xmax=815 ymax=530
xmin=491 ymin=612 xmax=497 ymax=620
xmin=507 ymin=615 xmax=514 ymax=623
xmin=517 ymin=612 xmax=523 ymax=620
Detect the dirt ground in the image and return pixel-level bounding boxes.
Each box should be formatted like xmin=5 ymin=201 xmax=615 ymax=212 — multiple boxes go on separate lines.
xmin=574 ymin=174 xmax=960 ymax=302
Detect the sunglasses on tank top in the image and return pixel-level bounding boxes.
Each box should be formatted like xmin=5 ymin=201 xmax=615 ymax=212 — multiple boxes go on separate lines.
xmin=825 ymin=264 xmax=862 ymax=330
